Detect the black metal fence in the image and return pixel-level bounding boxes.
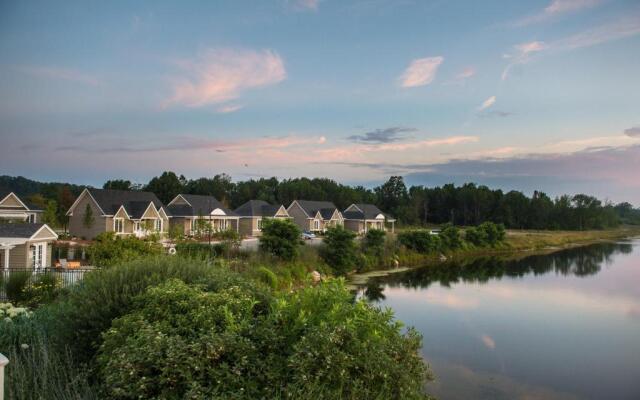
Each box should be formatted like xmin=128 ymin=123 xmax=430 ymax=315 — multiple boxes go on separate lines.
xmin=0 ymin=268 xmax=95 ymax=301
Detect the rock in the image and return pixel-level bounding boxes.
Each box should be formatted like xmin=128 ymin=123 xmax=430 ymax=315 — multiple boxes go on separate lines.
xmin=393 ymin=259 xmax=400 ymax=268
xmin=439 ymin=254 xmax=447 ymax=262
xmin=311 ymin=270 xmax=321 ymax=283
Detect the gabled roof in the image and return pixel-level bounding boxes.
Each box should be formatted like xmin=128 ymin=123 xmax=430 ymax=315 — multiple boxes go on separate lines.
xmin=0 ymin=191 xmax=43 ymax=212
xmin=343 ymin=203 xmax=387 ymax=220
xmin=0 ymin=223 xmax=57 ymax=240
xmin=292 ymin=200 xmax=340 ymax=220
xmin=70 ymin=188 xmax=169 ymax=219
xmin=234 ymin=200 xmax=284 ymax=217
xmin=168 ymin=194 xmax=237 ymax=217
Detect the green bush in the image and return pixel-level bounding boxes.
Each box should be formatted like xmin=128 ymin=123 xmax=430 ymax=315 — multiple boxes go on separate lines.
xmin=175 ymin=241 xmax=222 ymax=259
xmin=256 ymin=266 xmax=279 ymax=289
xmin=97 ymin=279 xmax=431 ymax=399
xmin=397 ymin=230 xmax=441 ymax=254
xmin=259 ymin=219 xmax=302 ymax=260
xmin=478 ymin=221 xmax=506 ymax=245
xmin=87 ymin=232 xmax=163 ymax=267
xmin=440 ymin=224 xmax=463 ymax=250
xmin=464 ymin=226 xmax=488 ymax=246
xmin=319 ymin=226 xmax=359 ymax=276
xmin=5 ymin=271 xmax=32 ymax=304
xmin=363 ymin=229 xmax=386 ymax=258
xmin=24 ymin=273 xmax=62 ymax=307
xmin=47 ymin=256 xmax=268 ymax=365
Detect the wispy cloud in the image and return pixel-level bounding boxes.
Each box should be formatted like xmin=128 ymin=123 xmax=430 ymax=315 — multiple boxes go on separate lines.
xmin=503 ymin=14 xmax=640 ymax=80
xmin=479 ymin=110 xmax=514 ymax=118
xmin=288 ymin=0 xmax=320 ymax=11
xmin=481 ymin=334 xmax=496 ymax=350
xmin=444 ymin=66 xmax=476 ymax=85
xmin=165 ymin=48 xmax=286 ymax=108
xmin=399 ymin=56 xmax=444 ymax=88
xmin=347 ymin=127 xmax=416 ymax=144
xmin=18 ymin=66 xmax=102 ymax=86
xmin=514 ymin=0 xmax=603 ymax=26
xmin=624 ymin=126 xmax=640 ymax=138
xmin=216 ymin=104 xmax=244 ymax=114
xmin=478 ymin=96 xmax=496 ymax=111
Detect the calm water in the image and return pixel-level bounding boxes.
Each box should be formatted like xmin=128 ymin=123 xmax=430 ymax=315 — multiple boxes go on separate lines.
xmin=357 ymin=240 xmax=640 ymax=400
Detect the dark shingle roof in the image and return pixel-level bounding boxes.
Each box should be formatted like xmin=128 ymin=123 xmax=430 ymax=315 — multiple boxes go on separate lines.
xmin=87 ymin=189 xmax=168 ymax=219
xmin=295 ymin=200 xmax=340 ymax=220
xmin=234 ymin=200 xmax=283 ymax=217
xmin=344 ymin=204 xmax=395 ymax=221
xmin=0 ymin=223 xmax=45 ymax=238
xmin=168 ymin=194 xmax=237 ymax=217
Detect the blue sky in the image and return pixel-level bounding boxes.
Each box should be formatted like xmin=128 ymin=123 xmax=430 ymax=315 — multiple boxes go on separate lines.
xmin=1 ymin=0 xmax=639 ymax=203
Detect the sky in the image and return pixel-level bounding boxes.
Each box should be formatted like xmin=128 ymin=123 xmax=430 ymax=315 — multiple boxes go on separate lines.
xmin=1 ymin=0 xmax=639 ymax=203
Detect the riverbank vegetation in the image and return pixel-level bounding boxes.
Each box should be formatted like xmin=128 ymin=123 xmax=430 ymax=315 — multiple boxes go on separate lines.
xmin=1 ymin=257 xmax=433 ymax=400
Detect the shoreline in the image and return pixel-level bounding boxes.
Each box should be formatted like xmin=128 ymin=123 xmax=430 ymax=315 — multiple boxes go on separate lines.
xmin=348 ymin=228 xmax=640 ymax=288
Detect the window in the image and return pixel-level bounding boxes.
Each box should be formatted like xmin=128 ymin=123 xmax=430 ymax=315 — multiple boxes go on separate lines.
xmin=191 ymin=218 xmax=198 ymax=232
xmin=134 ymin=221 xmax=140 ymax=232
xmin=155 ymin=219 xmax=162 ymax=232
xmin=114 ymin=218 xmax=124 ymax=233
xmin=257 ymin=218 xmax=263 ymax=230
xmin=314 ymin=219 xmax=320 ymax=231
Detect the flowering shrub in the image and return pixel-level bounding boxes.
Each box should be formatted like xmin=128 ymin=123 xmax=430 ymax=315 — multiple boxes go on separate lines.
xmin=0 ymin=302 xmax=32 ymax=322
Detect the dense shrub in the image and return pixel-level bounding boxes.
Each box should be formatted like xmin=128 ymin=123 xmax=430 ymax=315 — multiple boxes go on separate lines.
xmin=24 ymin=273 xmax=62 ymax=307
xmin=86 ymin=232 xmax=163 ymax=267
xmin=363 ymin=229 xmax=386 ymax=258
xmin=47 ymin=256 xmax=268 ymax=365
xmin=440 ymin=224 xmax=463 ymax=250
xmin=398 ymin=230 xmax=442 ymax=254
xmin=319 ymin=226 xmax=359 ymax=276
xmin=4 ymin=271 xmax=32 ymax=304
xmin=464 ymin=226 xmax=488 ymax=246
xmin=97 ymin=279 xmax=431 ymax=400
xmin=259 ymin=219 xmax=302 ymax=260
xmin=175 ymin=241 xmax=224 ymax=259
xmin=479 ymin=221 xmax=506 ymax=245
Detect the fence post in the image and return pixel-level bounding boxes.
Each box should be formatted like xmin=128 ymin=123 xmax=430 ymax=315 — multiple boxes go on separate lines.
xmin=0 ymin=352 xmax=8 ymax=400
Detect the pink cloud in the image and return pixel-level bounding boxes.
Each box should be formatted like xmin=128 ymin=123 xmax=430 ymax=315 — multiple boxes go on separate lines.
xmin=216 ymin=104 xmax=244 ymax=114
xmin=514 ymin=0 xmax=602 ymax=26
xmin=478 ymin=96 xmax=496 ymax=111
xmin=400 ymin=56 xmax=444 ymax=88
xmin=165 ymin=48 xmax=286 ymax=108
xmin=289 ymin=0 xmax=320 ymax=11
xmin=481 ymin=334 xmax=496 ymax=350
xmin=19 ymin=66 xmax=102 ymax=86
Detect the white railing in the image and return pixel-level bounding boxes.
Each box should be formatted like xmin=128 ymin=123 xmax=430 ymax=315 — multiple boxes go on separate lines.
xmin=0 ymin=352 xmax=7 ymax=400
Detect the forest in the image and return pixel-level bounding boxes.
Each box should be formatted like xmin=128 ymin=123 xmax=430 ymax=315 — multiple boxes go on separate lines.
xmin=2 ymin=172 xmax=639 ymax=230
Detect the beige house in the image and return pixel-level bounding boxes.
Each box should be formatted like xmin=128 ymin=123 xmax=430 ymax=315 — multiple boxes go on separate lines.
xmin=0 ymin=223 xmax=58 ymax=270
xmin=0 ymin=192 xmax=43 ymax=223
xmin=342 ymin=203 xmax=395 ymax=234
xmin=287 ymin=200 xmax=343 ymax=233
xmin=66 ymin=188 xmax=170 ymax=240
xmin=234 ymin=200 xmax=290 ymax=237
xmin=167 ymin=194 xmax=239 ymax=236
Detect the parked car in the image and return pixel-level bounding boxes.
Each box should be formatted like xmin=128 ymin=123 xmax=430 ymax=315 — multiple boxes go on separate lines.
xmin=302 ymin=231 xmax=317 ymax=240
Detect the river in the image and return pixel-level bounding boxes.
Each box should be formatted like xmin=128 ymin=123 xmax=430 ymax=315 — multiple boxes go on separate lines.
xmin=356 ymin=239 xmax=640 ymax=400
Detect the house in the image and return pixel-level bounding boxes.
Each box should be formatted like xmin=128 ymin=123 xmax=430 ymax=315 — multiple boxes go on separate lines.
xmin=167 ymin=194 xmax=239 ymax=236
xmin=0 ymin=192 xmax=43 ymax=223
xmin=287 ymin=200 xmax=343 ymax=233
xmin=234 ymin=200 xmax=290 ymax=237
xmin=0 ymin=223 xmax=58 ymax=269
xmin=66 ymin=188 xmax=170 ymax=240
xmin=342 ymin=203 xmax=395 ymax=234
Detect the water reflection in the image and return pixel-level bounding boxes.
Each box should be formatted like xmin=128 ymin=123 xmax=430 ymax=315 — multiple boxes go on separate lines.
xmin=358 ymin=240 xmax=640 ymax=400
xmin=362 ymin=241 xmax=634 ymax=301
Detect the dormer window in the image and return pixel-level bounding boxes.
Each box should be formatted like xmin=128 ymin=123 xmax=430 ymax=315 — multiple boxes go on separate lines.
xmin=114 ymin=218 xmax=124 ymax=233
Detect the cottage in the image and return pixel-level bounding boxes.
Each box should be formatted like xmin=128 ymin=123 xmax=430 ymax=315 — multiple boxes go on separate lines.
xmin=287 ymin=200 xmax=343 ymax=233
xmin=167 ymin=194 xmax=239 ymax=236
xmin=0 ymin=223 xmax=58 ymax=270
xmin=342 ymin=203 xmax=395 ymax=234
xmin=234 ymin=200 xmax=290 ymax=237
xmin=0 ymin=192 xmax=43 ymax=223
xmin=66 ymin=188 xmax=170 ymax=240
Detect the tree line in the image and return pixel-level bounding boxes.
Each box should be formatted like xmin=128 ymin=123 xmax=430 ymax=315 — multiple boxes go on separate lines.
xmin=3 ymin=173 xmax=639 ymax=230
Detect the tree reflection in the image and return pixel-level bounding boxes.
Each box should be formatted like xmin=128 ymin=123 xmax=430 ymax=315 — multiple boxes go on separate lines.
xmin=366 ymin=242 xmax=633 ymax=290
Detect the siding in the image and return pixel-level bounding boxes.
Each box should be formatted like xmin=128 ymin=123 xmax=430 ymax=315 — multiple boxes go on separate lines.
xmin=7 ymin=243 xmax=28 ymax=268
xmin=344 ymin=220 xmax=363 ymax=233
xmin=68 ymin=194 xmax=106 ymax=240
xmin=287 ymin=203 xmax=311 ymax=232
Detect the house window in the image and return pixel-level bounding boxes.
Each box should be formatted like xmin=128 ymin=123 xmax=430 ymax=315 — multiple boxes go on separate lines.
xmin=223 ymin=219 xmax=229 ymax=230
xmin=114 ymin=218 xmax=124 ymax=233
xmin=191 ymin=218 xmax=198 ymax=232
xmin=32 ymin=243 xmax=43 ymax=269
xmin=134 ymin=221 xmax=140 ymax=232
xmin=28 ymin=214 xmax=35 ymax=223
xmin=257 ymin=219 xmax=263 ymax=230
xmin=155 ymin=219 xmax=162 ymax=232
xmin=314 ymin=219 xmax=320 ymax=231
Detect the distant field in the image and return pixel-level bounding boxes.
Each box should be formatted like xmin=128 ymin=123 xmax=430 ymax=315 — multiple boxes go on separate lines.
xmin=504 ymin=227 xmax=640 ymax=251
